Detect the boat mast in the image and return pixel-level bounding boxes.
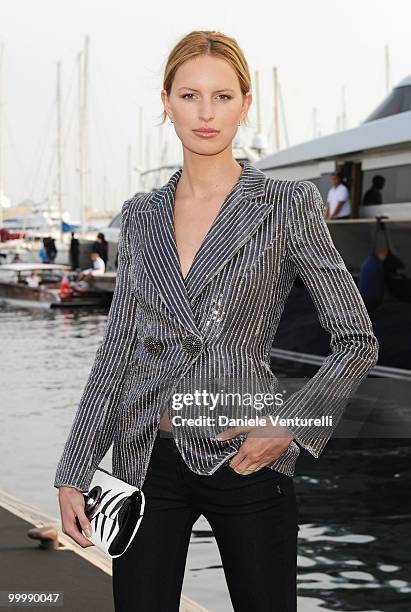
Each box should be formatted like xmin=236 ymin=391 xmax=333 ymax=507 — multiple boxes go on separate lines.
xmin=56 ymin=61 xmax=63 ymax=241
xmin=385 ymin=44 xmax=391 ymax=95
xmin=251 ymin=69 xmax=267 ymax=157
xmin=272 ymin=67 xmax=280 ymax=152
xmin=78 ymin=36 xmax=89 ymax=233
xmin=341 ymin=85 xmax=347 ymax=130
xmin=138 ymin=106 xmax=143 ymax=190
xmin=255 ymin=70 xmax=261 ymax=135
xmin=127 ymin=143 xmax=131 ymax=197
xmin=312 ymin=107 xmax=319 ymax=138
xmin=102 ymin=175 xmax=107 ymax=212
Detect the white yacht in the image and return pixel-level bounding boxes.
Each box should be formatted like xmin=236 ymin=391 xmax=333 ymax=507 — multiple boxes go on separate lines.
xmin=256 ymin=74 xmax=411 ymax=376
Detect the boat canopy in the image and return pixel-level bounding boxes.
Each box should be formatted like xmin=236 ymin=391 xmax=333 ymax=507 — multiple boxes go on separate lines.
xmin=364 ymin=73 xmax=411 ymax=123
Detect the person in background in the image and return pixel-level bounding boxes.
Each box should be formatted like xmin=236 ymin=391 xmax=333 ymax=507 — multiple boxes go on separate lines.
xmin=50 ymin=237 xmax=57 ymax=262
xmin=92 ymin=232 xmax=108 ymax=265
xmin=325 ymin=172 xmax=351 ymax=220
xmin=77 ymin=249 xmax=105 ymax=283
xmin=39 ymin=241 xmax=49 ymax=263
xmin=363 ymin=175 xmax=385 ymax=206
xmin=44 ymin=237 xmax=57 ymax=263
xmin=26 ymin=271 xmax=42 ymax=287
xmin=70 ymin=232 xmax=80 ymax=270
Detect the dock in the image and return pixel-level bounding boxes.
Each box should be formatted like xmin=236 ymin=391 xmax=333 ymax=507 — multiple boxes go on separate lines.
xmin=0 ymin=488 xmax=209 ymax=612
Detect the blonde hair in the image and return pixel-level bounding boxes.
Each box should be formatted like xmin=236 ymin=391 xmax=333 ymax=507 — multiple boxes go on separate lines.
xmin=159 ymin=30 xmax=251 ymax=127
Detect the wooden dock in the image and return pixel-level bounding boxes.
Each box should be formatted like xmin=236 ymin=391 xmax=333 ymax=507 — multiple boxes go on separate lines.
xmin=0 ymin=488 xmax=209 ymax=612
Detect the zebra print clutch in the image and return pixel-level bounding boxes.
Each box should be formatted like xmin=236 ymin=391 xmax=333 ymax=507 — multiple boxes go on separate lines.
xmin=81 ymin=467 xmax=145 ymax=558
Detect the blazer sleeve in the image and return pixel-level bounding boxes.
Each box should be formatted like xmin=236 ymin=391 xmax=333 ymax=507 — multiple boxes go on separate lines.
xmin=54 ymin=197 xmax=140 ymax=492
xmin=280 ymin=180 xmax=379 ymax=458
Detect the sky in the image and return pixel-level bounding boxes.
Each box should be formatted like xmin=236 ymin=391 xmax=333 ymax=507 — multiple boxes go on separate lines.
xmin=1 ymin=0 xmax=410 ymax=222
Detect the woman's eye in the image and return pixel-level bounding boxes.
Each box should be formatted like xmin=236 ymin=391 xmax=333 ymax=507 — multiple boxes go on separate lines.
xmin=180 ymin=94 xmax=232 ymax=101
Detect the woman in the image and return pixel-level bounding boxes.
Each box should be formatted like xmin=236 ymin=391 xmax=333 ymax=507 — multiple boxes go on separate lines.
xmin=54 ymin=30 xmax=379 ymax=612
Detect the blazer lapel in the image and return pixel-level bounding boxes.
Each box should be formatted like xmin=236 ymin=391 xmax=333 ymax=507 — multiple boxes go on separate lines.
xmin=135 ymin=160 xmax=272 ymax=334
xmin=185 ymin=163 xmax=271 ymax=302
xmin=135 ymin=179 xmax=200 ymax=336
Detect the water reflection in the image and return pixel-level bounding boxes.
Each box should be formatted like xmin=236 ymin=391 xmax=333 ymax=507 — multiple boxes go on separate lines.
xmin=292 ymin=444 xmax=411 ymax=611
xmin=0 ymin=305 xmax=410 ymax=611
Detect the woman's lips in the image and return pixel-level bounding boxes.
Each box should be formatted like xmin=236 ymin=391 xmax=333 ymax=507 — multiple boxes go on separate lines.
xmin=193 ymin=129 xmax=219 ymax=138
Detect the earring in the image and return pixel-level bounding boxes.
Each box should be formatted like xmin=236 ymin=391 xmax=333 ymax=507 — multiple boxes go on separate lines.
xmin=170 ymin=118 xmax=173 ymax=123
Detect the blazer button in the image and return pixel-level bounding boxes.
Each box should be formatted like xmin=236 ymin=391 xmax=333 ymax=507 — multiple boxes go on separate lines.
xmin=181 ymin=334 xmax=203 ymax=356
xmin=143 ymin=335 xmax=163 ymax=354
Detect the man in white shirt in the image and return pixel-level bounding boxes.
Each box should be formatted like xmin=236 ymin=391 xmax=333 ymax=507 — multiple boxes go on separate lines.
xmin=78 ymin=250 xmax=106 ymax=282
xmin=326 ymin=172 xmax=351 ymax=219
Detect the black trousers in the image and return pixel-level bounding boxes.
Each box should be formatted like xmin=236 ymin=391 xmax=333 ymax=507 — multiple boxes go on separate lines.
xmin=112 ymin=431 xmax=299 ymax=612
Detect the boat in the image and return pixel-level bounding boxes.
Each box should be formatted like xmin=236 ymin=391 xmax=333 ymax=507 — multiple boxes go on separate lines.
xmin=255 ymin=73 xmax=411 ymax=376
xmin=0 ymin=263 xmax=108 ymax=309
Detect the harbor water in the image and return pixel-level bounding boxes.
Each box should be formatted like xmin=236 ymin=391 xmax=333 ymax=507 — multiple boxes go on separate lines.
xmin=1 ymin=304 xmax=410 ymax=612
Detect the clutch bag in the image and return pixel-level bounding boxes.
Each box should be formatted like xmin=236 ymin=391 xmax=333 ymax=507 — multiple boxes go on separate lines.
xmin=78 ymin=466 xmax=145 ymax=558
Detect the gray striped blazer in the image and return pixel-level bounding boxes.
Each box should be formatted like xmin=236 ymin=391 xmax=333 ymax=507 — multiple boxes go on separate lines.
xmin=54 ymin=159 xmax=379 ymax=493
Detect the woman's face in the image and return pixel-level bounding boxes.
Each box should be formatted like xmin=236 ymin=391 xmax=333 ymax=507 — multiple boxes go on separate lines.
xmin=161 ymin=54 xmax=251 ymax=155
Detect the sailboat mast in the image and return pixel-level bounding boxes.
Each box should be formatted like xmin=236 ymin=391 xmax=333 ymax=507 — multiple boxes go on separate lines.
xmin=385 ymin=44 xmax=391 ymax=95
xmin=79 ymin=36 xmax=89 ymax=233
xmin=56 ymin=61 xmax=63 ymax=241
xmin=78 ymin=51 xmax=84 ymax=232
xmin=272 ymin=67 xmax=280 ymax=152
xmin=138 ymin=105 xmax=143 ymax=190
xmin=127 ymin=143 xmax=132 ymax=197
xmin=254 ymin=70 xmax=261 ymax=134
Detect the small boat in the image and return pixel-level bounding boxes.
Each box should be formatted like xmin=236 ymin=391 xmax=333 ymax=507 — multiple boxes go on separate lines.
xmin=0 ymin=263 xmax=108 ymax=309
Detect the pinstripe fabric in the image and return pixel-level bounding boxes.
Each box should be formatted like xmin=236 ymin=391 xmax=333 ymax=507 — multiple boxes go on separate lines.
xmin=54 ymin=160 xmax=379 ymax=493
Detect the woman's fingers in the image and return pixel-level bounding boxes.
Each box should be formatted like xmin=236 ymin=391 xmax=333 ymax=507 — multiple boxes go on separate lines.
xmin=230 ymin=460 xmax=264 ymax=475
xmin=228 ymin=447 xmax=247 ymax=469
xmin=62 ymin=512 xmax=94 ymax=548
xmin=215 ymin=426 xmax=252 ymax=441
xmin=73 ymin=502 xmax=93 ymax=538
xmin=59 ymin=488 xmax=94 ymax=548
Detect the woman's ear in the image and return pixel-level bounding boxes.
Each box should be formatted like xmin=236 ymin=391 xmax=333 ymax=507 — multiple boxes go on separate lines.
xmin=241 ymin=92 xmax=252 ymax=125
xmin=161 ymin=89 xmax=171 ymax=117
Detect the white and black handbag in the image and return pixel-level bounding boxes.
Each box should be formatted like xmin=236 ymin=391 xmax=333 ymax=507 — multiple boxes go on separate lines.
xmin=78 ymin=467 xmax=145 ymax=558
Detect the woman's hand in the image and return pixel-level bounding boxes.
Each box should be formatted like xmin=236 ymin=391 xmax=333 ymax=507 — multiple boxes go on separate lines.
xmin=216 ymin=423 xmax=294 ymax=475
xmin=58 ymin=486 xmax=95 ymax=548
